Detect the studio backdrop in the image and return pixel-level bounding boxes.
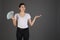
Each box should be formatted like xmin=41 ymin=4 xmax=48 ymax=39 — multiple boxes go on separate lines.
xmin=0 ymin=0 xmax=57 ymax=40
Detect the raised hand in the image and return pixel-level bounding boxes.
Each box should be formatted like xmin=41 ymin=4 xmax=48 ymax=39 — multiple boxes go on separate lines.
xmin=11 ymin=16 xmax=15 ymax=20
xmin=34 ymin=14 xmax=42 ymax=19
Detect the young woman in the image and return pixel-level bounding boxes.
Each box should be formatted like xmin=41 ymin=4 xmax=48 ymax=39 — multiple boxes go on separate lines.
xmin=12 ymin=3 xmax=42 ymax=40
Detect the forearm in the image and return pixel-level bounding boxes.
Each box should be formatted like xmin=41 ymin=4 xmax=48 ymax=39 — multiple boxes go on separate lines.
xmin=12 ymin=19 xmax=16 ymax=27
xmin=31 ymin=17 xmax=36 ymax=26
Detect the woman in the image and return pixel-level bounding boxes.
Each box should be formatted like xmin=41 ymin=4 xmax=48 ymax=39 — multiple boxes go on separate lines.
xmin=12 ymin=3 xmax=42 ymax=40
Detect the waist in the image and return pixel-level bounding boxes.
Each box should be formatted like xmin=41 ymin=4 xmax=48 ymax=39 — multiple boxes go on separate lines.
xmin=17 ymin=25 xmax=28 ymax=28
xmin=17 ymin=27 xmax=29 ymax=30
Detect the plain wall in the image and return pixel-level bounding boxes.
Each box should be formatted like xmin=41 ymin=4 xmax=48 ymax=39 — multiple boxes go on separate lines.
xmin=57 ymin=0 xmax=60 ymax=40
xmin=0 ymin=0 xmax=57 ymax=40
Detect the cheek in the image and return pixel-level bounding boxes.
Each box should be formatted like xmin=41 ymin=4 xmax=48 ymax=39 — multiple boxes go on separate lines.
xmin=23 ymin=8 xmax=26 ymax=10
xmin=24 ymin=8 xmax=26 ymax=10
xmin=22 ymin=8 xmax=25 ymax=10
xmin=19 ymin=8 xmax=22 ymax=10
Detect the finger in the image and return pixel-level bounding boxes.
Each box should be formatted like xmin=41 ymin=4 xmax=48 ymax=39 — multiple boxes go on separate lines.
xmin=40 ymin=15 xmax=42 ymax=17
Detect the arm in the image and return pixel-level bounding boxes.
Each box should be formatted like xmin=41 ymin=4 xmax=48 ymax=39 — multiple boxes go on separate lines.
xmin=11 ymin=17 xmax=17 ymax=27
xmin=28 ymin=15 xmax=42 ymax=26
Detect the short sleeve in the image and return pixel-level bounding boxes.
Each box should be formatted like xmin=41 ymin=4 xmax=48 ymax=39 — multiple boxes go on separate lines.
xmin=27 ymin=14 xmax=31 ymax=19
xmin=14 ymin=14 xmax=18 ymax=20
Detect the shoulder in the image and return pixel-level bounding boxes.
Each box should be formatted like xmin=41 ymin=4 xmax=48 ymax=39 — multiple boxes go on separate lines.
xmin=25 ymin=13 xmax=31 ymax=18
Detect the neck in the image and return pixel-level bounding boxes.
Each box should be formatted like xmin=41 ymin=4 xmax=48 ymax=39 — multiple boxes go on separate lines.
xmin=19 ymin=11 xmax=25 ymax=14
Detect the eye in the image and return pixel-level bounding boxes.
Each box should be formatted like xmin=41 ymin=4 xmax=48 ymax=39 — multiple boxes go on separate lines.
xmin=21 ymin=6 xmax=23 ymax=8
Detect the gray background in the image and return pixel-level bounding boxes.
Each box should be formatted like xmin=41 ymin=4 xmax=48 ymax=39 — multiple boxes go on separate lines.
xmin=57 ymin=0 xmax=60 ymax=40
xmin=0 ymin=0 xmax=59 ymax=40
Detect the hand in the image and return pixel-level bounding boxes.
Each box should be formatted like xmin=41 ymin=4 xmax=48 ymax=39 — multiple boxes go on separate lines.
xmin=34 ymin=16 xmax=40 ymax=19
xmin=40 ymin=14 xmax=42 ymax=17
xmin=11 ymin=16 xmax=15 ymax=20
xmin=34 ymin=14 xmax=42 ymax=19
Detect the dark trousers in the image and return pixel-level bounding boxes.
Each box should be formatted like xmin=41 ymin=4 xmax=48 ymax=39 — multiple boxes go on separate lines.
xmin=16 ymin=27 xmax=29 ymax=40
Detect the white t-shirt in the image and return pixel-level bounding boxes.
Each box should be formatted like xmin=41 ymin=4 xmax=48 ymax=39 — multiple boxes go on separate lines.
xmin=14 ymin=13 xmax=31 ymax=29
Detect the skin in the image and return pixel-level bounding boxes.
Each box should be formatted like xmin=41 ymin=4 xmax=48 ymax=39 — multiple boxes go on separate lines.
xmin=12 ymin=5 xmax=42 ymax=27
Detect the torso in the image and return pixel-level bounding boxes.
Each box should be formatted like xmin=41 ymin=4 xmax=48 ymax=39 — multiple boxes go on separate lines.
xmin=15 ymin=13 xmax=31 ymax=29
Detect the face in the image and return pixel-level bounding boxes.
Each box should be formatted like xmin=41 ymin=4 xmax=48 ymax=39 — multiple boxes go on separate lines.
xmin=19 ymin=5 xmax=26 ymax=12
